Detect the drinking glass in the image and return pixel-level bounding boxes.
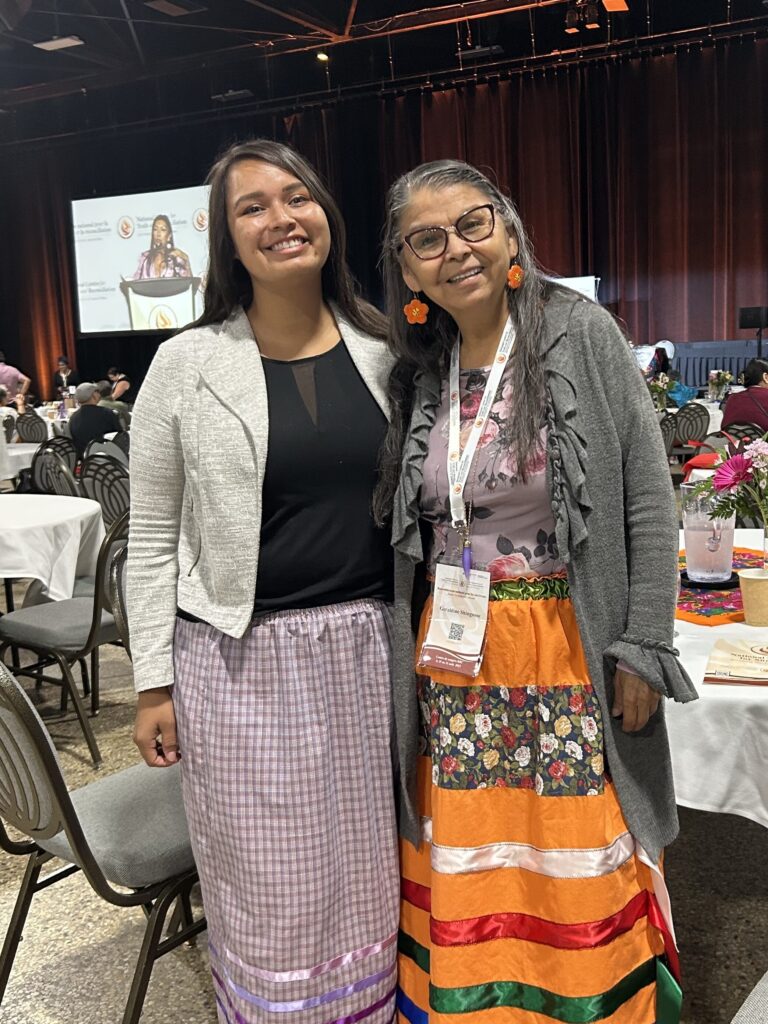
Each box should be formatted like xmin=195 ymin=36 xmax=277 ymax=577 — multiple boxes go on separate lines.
xmin=681 ymin=482 xmax=735 ymax=583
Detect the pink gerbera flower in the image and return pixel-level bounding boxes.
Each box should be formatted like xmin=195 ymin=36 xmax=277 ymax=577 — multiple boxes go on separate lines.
xmin=712 ymin=453 xmax=753 ymax=492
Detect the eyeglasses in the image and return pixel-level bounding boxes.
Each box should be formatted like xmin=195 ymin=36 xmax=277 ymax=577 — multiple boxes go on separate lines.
xmin=401 ymin=204 xmax=496 ymax=260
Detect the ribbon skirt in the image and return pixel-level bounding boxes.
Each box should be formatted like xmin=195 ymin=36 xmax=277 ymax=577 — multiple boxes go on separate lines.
xmin=172 ymin=600 xmax=399 ymax=1024
xmin=398 ymin=579 xmax=681 ymax=1024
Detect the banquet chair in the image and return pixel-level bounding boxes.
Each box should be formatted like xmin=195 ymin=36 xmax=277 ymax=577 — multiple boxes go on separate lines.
xmin=1 ymin=414 xmax=14 ymax=444
xmin=44 ymin=451 xmax=80 ymax=498
xmin=658 ymin=413 xmax=676 ymax=457
xmin=83 ymin=437 xmax=129 ymax=468
xmin=0 ymin=512 xmax=129 ymax=765
xmin=722 ymin=422 xmax=763 ymax=444
xmin=109 ymin=541 xmax=131 ymax=660
xmin=15 ymin=411 xmax=47 ymax=444
xmin=30 ymin=438 xmax=78 ymax=494
xmin=670 ymin=402 xmax=711 ymax=460
xmin=0 ymin=661 xmax=204 ymax=1024
xmin=80 ymin=455 xmax=130 ymax=528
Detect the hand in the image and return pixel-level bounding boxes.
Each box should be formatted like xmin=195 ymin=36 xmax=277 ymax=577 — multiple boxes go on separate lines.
xmin=611 ymin=668 xmax=661 ymax=732
xmin=133 ymin=687 xmax=181 ymax=767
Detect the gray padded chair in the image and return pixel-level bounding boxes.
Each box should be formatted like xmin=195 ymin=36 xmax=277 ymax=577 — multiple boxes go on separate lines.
xmin=109 ymin=540 xmax=131 ymax=660
xmin=15 ymin=410 xmax=47 ymax=444
xmin=80 ymin=454 xmax=130 ymax=528
xmin=0 ymin=660 xmax=204 ymax=1024
xmin=0 ymin=512 xmax=129 ymax=765
xmin=731 ymin=970 xmax=768 ymax=1023
xmin=1 ymin=414 xmax=14 ymax=444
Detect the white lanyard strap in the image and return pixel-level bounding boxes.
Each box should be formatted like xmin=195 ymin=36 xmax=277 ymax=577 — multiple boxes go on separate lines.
xmin=448 ymin=316 xmax=516 ymax=528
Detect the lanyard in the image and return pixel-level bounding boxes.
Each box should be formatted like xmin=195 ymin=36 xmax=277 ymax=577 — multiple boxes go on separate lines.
xmin=448 ymin=316 xmax=515 ymax=571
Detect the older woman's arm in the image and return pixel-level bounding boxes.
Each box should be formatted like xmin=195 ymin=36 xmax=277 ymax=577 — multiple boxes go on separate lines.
xmin=576 ymin=302 xmax=697 ymax=713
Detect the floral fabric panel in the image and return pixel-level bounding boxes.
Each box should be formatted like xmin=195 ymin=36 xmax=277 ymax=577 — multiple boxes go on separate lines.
xmin=418 ymin=677 xmax=606 ymax=795
xmin=420 ymin=361 xmax=565 ymax=580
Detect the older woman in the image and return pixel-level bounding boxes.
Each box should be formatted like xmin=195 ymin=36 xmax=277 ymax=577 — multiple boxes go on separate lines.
xmin=128 ymin=140 xmax=398 ymax=1023
xmin=374 ymin=160 xmax=696 ymax=1024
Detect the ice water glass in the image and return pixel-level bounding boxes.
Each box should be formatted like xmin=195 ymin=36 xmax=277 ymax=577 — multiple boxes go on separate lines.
xmin=681 ymin=482 xmax=735 ymax=583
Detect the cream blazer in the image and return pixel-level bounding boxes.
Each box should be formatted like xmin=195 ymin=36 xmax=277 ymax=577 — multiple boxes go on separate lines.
xmin=127 ymin=304 xmax=393 ymax=692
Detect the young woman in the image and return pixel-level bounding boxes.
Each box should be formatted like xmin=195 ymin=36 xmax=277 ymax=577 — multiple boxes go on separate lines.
xmin=132 ymin=213 xmax=192 ymax=279
xmin=374 ymin=160 xmax=697 ymax=1024
xmin=128 ymin=139 xmax=399 ymax=1024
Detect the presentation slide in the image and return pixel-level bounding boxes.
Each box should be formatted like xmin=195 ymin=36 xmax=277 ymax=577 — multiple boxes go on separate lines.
xmin=72 ymin=185 xmax=209 ymax=334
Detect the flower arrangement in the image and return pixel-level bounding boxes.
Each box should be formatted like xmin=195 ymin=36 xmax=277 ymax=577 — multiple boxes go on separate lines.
xmin=647 ymin=372 xmax=670 ymax=410
xmin=708 ymin=368 xmax=732 ymax=401
xmin=695 ymin=436 xmax=768 ymax=567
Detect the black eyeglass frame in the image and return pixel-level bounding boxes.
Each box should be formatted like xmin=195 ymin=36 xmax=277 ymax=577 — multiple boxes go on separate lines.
xmin=401 ymin=204 xmax=496 ymax=260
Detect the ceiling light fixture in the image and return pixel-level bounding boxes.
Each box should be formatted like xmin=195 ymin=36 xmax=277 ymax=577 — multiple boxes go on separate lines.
xmin=33 ymin=35 xmax=84 ymax=51
xmin=602 ymin=0 xmax=629 ymax=10
xmin=565 ymin=7 xmax=580 ymax=33
xmin=316 ymin=51 xmax=329 ymax=62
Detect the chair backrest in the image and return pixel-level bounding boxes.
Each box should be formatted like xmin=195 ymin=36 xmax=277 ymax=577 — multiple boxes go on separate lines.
xmin=1 ymin=413 xmax=14 ymax=444
xmin=80 ymin=455 xmax=130 ymax=528
xmin=111 ymin=430 xmax=130 ymax=457
xmin=15 ymin=411 xmax=48 ymax=444
xmin=724 ymin=421 xmax=764 ymax=443
xmin=81 ymin=510 xmax=130 ymax=656
xmin=109 ymin=541 xmax=131 ymax=659
xmin=40 ymin=435 xmax=77 ymax=473
xmin=658 ymin=413 xmax=676 ymax=455
xmin=83 ymin=438 xmax=129 ymax=468
xmin=42 ymin=450 xmax=80 ymax=497
xmin=0 ymin=660 xmax=148 ymax=906
xmin=673 ymin=402 xmax=711 ymax=444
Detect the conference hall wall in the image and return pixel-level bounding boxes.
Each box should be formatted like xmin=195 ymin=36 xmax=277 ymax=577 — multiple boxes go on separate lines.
xmin=0 ymin=36 xmax=765 ymax=400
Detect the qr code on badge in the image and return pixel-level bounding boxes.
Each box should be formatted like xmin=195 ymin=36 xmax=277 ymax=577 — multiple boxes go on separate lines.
xmin=448 ymin=622 xmax=464 ymax=642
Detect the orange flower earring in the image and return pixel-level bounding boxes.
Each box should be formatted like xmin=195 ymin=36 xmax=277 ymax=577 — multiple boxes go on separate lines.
xmin=507 ymin=258 xmax=524 ymax=290
xmin=403 ymin=293 xmax=429 ymax=325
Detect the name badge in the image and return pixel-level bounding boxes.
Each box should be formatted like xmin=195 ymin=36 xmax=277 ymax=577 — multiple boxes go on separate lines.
xmin=418 ymin=563 xmax=491 ymax=678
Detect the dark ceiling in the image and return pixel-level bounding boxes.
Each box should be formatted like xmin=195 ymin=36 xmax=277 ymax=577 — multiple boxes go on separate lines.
xmin=1 ymin=0 xmax=766 ymax=142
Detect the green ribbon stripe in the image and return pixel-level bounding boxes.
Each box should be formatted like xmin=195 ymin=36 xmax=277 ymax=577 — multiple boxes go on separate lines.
xmin=429 ymin=958 xmax=657 ymax=1023
xmin=490 ymin=577 xmax=570 ymax=602
xmin=398 ymin=930 xmax=430 ymax=973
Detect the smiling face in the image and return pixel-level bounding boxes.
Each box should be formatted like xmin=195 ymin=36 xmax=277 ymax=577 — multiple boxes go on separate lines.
xmin=398 ymin=184 xmax=518 ymax=324
xmin=225 ymin=159 xmax=331 ymax=295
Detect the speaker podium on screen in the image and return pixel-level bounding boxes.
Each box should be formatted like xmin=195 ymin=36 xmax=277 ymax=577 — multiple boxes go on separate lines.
xmin=120 ymin=277 xmax=203 ymax=331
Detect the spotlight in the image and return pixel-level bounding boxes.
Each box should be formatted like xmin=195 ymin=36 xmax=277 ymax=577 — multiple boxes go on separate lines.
xmin=565 ymin=7 xmax=580 ymax=33
xmin=584 ymin=3 xmax=600 ymax=28
xmin=316 ymin=51 xmax=329 ymax=62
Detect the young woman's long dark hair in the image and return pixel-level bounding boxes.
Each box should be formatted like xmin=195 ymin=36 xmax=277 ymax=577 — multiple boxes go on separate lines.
xmin=373 ymin=160 xmax=551 ymax=525
xmin=197 ymin=138 xmax=385 ymax=339
xmin=744 ymin=359 xmax=768 ymax=387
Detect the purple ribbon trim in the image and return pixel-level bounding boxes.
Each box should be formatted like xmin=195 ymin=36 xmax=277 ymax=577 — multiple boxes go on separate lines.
xmin=209 ymin=932 xmax=397 ymax=983
xmin=212 ymin=968 xmax=396 ymax=1023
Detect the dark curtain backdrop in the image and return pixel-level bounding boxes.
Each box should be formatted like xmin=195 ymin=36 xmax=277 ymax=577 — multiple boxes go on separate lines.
xmin=1 ymin=37 xmax=765 ymax=399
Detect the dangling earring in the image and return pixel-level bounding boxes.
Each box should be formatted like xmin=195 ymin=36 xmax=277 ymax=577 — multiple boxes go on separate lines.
xmin=403 ymin=293 xmax=429 ymax=325
xmin=507 ymin=257 xmax=524 ymax=290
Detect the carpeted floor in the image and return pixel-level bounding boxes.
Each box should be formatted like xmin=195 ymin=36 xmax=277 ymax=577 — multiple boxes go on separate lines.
xmin=0 ymin=580 xmax=766 ymax=1024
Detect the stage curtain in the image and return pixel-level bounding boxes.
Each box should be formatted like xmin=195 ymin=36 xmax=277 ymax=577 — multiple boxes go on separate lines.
xmin=1 ymin=37 xmax=765 ymax=391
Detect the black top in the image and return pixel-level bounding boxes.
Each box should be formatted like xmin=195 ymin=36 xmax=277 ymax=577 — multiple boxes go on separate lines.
xmin=252 ymin=340 xmax=393 ymax=613
xmin=53 ymin=370 xmax=80 ymax=394
xmin=111 ymin=375 xmax=135 ymax=404
xmin=69 ymin=404 xmax=121 ymax=457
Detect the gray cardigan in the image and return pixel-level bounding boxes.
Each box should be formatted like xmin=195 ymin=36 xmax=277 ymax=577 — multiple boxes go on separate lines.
xmin=389 ymin=289 xmax=697 ymax=863
xmin=127 ymin=304 xmax=393 ymax=693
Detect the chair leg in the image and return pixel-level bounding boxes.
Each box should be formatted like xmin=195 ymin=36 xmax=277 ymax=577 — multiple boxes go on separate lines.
xmin=78 ymin=657 xmax=90 ymax=698
xmin=90 ymin=649 xmax=100 ymax=717
xmin=53 ymin=654 xmax=102 ymax=767
xmin=121 ymin=884 xmax=183 ymax=1024
xmin=0 ymin=852 xmax=45 ymax=1002
xmin=2 ymin=579 xmax=20 ymax=670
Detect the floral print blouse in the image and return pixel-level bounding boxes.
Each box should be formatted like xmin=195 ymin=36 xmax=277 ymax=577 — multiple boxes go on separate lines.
xmin=420 ymin=359 xmax=565 ymax=581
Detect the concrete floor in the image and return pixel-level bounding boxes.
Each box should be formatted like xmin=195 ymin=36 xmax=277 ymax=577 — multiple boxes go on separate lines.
xmin=0 ymin=582 xmax=766 ymax=1024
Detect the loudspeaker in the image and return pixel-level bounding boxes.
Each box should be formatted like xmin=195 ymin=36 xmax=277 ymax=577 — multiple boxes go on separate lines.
xmin=0 ymin=0 xmax=31 ymax=31
xmin=739 ymin=307 xmax=768 ymax=330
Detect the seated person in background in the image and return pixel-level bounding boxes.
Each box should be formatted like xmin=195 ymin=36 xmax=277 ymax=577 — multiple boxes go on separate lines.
xmin=106 ymin=366 xmax=135 ymax=404
xmin=722 ymin=358 xmax=768 ymax=433
xmin=52 ymin=355 xmax=79 ymax=395
xmin=69 ymin=382 xmax=121 ymax=457
xmin=0 ymin=386 xmax=17 ymax=420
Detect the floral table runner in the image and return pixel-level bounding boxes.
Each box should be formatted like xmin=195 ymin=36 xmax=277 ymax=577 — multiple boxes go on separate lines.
xmin=676 ymin=548 xmax=763 ymax=625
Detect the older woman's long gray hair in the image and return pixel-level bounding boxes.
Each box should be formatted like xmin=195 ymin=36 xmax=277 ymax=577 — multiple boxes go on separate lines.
xmin=373 ymin=159 xmax=550 ymax=525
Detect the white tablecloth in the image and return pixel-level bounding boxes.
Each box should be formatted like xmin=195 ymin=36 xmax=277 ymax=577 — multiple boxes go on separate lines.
xmin=0 ymin=495 xmax=104 ymax=601
xmin=34 ymin=406 xmax=74 ymax=439
xmin=0 ymin=435 xmax=38 ymax=482
xmin=667 ymin=528 xmax=768 ymax=828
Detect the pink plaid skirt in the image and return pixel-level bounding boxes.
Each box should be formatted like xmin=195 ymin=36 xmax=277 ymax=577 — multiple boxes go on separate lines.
xmin=172 ymin=599 xmax=398 ymax=1024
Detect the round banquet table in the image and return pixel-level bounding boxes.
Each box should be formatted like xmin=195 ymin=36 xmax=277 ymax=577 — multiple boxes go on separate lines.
xmin=0 ymin=494 xmax=104 ymax=602
xmin=668 ymin=528 xmax=768 ymax=829
xmin=3 ymin=442 xmax=38 ymax=479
